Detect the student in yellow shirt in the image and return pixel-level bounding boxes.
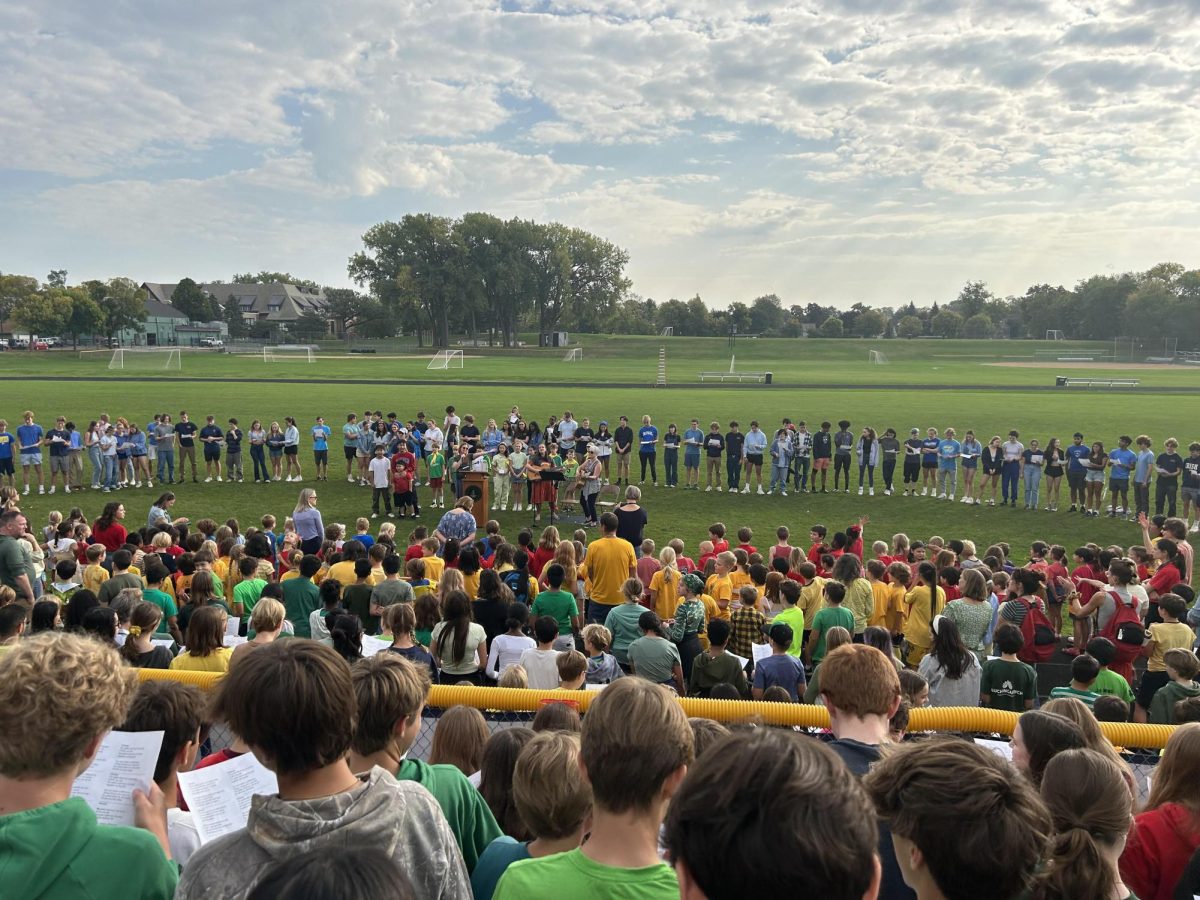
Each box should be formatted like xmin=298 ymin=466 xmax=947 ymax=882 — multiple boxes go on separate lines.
xmin=902 ymin=562 xmax=945 ymax=667
xmin=866 ymin=559 xmax=891 ymax=628
xmin=648 ymin=547 xmax=681 ymax=622
xmin=795 ymin=562 xmax=826 ymax=644
xmin=169 ymin=606 xmax=233 ymax=673
xmin=705 ymin=551 xmax=736 ymax=620
xmin=884 ymin=562 xmax=911 ymax=637
xmin=729 ymin=549 xmax=751 ymax=592
xmin=420 ymin=537 xmax=445 ymax=584
xmin=82 ymin=544 xmax=109 ymax=594
xmin=1136 ymin=593 xmax=1196 ymax=723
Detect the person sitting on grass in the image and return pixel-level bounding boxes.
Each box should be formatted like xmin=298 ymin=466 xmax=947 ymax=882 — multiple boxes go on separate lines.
xmin=348 ymin=653 xmax=501 ymax=873
xmin=471 ymin=731 xmax=593 ymax=900
xmin=176 ymin=640 xmax=470 ymax=899
xmin=0 ymin=632 xmax=178 ymax=898
xmin=666 ymin=727 xmax=880 ymax=900
xmin=493 ymin=678 xmax=693 ymax=900
xmin=1149 ymin=648 xmax=1200 ymax=725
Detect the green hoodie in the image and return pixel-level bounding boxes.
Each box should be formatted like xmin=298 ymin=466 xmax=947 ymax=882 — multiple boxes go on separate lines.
xmin=0 ymin=797 xmax=177 ymax=900
xmin=398 ymin=758 xmax=502 ymax=873
xmin=1150 ymin=679 xmax=1200 ymax=725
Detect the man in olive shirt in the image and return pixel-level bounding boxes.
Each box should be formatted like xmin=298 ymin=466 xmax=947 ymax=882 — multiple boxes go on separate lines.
xmin=0 ymin=509 xmax=35 ymax=604
xmin=281 ymin=555 xmax=323 ymax=638
xmin=581 ymin=513 xmax=636 ymax=625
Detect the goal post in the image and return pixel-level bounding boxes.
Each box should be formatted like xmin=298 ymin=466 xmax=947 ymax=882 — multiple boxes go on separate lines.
xmin=563 ymin=348 xmax=582 ymax=362
xmin=107 ymin=348 xmax=182 ymax=370
xmin=660 ymin=326 xmax=673 ymax=337
xmin=1045 ymin=329 xmax=1065 ymax=341
xmin=868 ymin=350 xmax=888 ymax=365
xmin=427 ymin=349 xmax=464 ymax=370
xmin=263 ymin=345 xmax=316 ymax=363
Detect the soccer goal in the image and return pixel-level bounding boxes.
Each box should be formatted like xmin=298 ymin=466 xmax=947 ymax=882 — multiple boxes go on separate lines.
xmin=660 ymin=326 xmax=673 ymax=337
xmin=1045 ymin=329 xmax=1066 ymax=341
xmin=563 ymin=347 xmax=582 ymax=362
xmin=868 ymin=350 xmax=888 ymax=365
xmin=427 ymin=349 xmax=464 ymax=370
xmin=263 ymin=345 xmax=316 ymax=363
xmin=108 ymin=348 xmax=181 ymax=370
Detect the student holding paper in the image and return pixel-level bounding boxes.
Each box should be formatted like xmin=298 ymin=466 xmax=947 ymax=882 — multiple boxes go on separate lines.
xmin=120 ymin=680 xmax=205 ymax=866
xmin=175 ymin=640 xmax=470 ymax=900
xmin=349 ymin=653 xmax=502 ymax=873
xmin=0 ymin=632 xmax=178 ymax=898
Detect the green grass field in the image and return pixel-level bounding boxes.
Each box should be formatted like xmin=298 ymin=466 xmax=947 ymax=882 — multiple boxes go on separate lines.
xmin=2 ymin=335 xmax=1197 ymax=563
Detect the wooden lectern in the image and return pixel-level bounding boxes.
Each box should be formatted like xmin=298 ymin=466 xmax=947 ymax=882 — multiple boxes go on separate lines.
xmin=462 ymin=472 xmax=489 ymax=527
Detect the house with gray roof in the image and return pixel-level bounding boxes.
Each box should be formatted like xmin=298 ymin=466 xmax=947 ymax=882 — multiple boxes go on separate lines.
xmin=141 ymin=281 xmax=332 ymax=343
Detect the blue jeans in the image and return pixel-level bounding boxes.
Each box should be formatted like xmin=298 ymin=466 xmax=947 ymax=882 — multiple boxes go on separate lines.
xmin=88 ymin=445 xmax=102 ymax=487
xmin=726 ymin=457 xmax=741 ymax=489
xmin=859 ymin=463 xmax=875 ymax=488
xmin=102 ymin=456 xmax=118 ymax=489
xmin=664 ymin=449 xmax=678 ymax=486
xmin=1001 ymin=461 xmax=1020 ymax=502
xmin=157 ymin=449 xmax=175 ymax=483
xmin=770 ymin=465 xmax=789 ymax=493
xmin=587 ymin=600 xmax=616 ymax=625
xmin=792 ymin=457 xmax=810 ymax=490
xmin=251 ymin=445 xmax=269 ymax=481
xmin=1024 ymin=467 xmax=1042 ymax=507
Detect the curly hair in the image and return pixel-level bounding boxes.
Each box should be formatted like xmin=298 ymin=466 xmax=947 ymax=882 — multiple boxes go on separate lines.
xmin=0 ymin=632 xmax=137 ymax=777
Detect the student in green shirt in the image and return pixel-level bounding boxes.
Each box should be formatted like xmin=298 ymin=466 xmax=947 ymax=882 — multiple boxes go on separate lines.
xmin=1048 ymin=654 xmax=1101 ymax=709
xmin=805 ymin=581 xmax=855 ymax=665
xmin=232 ymin=556 xmax=266 ymax=626
xmin=143 ymin=563 xmax=183 ymax=644
xmin=280 ymin=554 xmax=322 ymax=638
xmin=471 ymin=730 xmax=592 ymax=900
xmin=1149 ymin=648 xmax=1200 ymax=725
xmin=348 ymin=652 xmax=501 ymax=873
xmin=773 ymin=579 xmax=806 ymax=658
xmin=0 ymin=633 xmax=178 ymax=899
xmin=531 ymin=563 xmax=581 ymax=650
xmin=1086 ymin=637 xmax=1135 ymax=705
xmin=494 ymin=678 xmax=692 ymax=900
xmin=979 ymin=624 xmax=1038 ymax=712
xmin=342 ymin=558 xmax=381 ymax=635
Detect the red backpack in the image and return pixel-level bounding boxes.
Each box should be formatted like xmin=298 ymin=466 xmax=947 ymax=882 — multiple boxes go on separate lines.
xmin=1014 ymin=597 xmax=1058 ymax=664
xmin=1098 ymin=590 xmax=1146 ymax=673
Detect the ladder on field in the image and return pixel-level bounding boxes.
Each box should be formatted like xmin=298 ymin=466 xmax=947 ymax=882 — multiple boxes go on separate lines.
xmin=656 ymin=347 xmax=667 ymax=386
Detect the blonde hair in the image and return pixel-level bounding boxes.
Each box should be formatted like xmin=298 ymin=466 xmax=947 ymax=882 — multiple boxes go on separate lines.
xmin=249 ymin=597 xmax=286 ymax=634
xmin=437 ymin=568 xmax=465 ymax=603
xmin=0 ymin=632 xmax=137 ymax=777
xmin=498 ymin=664 xmax=528 ymax=689
xmin=582 ymin=623 xmax=612 ymax=652
xmin=621 ymin=577 xmax=644 ymax=603
xmin=513 ymin=731 xmax=592 ymax=839
xmin=658 ymin=546 xmax=678 ymax=585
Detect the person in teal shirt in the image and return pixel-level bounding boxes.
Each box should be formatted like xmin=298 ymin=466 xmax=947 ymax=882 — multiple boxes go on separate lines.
xmin=0 ymin=632 xmax=178 ymax=899
xmin=531 ymin=564 xmax=581 ymax=650
xmin=936 ymin=427 xmax=962 ymax=500
xmin=494 ymin=678 xmax=690 ymax=900
xmin=349 ymin=652 xmax=501 ymax=873
xmin=280 ymin=555 xmax=322 ymax=638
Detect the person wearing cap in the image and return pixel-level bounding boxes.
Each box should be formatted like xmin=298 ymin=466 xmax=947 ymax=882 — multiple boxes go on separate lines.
xmin=901 ymin=427 xmax=922 ymax=496
xmin=1064 ymin=431 xmax=1090 ymax=512
xmin=751 ymin=622 xmax=806 ymax=700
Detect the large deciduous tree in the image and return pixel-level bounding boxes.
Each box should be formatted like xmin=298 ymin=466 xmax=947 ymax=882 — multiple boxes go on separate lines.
xmin=171 ymin=278 xmax=217 ymax=323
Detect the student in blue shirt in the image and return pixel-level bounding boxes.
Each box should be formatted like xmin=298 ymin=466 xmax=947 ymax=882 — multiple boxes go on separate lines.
xmin=311 ymin=416 xmax=331 ymax=481
xmin=0 ymin=418 xmax=17 ymax=489
xmin=1133 ymin=434 xmax=1156 ymax=519
xmin=682 ymin=419 xmax=704 ymax=490
xmin=1107 ymin=435 xmax=1137 ymax=518
xmin=16 ymin=410 xmax=44 ymax=496
xmin=1065 ymin=432 xmax=1091 ymax=512
xmin=936 ymin=427 xmax=961 ymax=501
xmin=637 ymin=415 xmax=658 ymax=486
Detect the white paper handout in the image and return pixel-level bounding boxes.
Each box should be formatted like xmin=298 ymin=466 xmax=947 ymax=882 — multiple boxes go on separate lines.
xmin=225 ymin=617 xmax=241 ymax=638
xmin=70 ymin=730 xmax=163 ymax=827
xmin=751 ymin=642 xmax=772 ymax=664
xmin=177 ymin=752 xmax=279 ymax=844
xmin=361 ymin=635 xmax=393 ymax=658
xmin=728 ymin=652 xmax=750 ymax=670
xmin=976 ymin=738 xmax=1014 ymax=761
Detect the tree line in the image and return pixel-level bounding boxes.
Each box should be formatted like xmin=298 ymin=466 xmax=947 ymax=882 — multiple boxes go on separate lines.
xmin=4 ymin=215 xmax=1198 ymax=349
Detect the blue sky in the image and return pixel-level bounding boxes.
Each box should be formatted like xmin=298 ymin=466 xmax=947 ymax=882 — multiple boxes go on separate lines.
xmin=2 ymin=0 xmax=1198 ymax=307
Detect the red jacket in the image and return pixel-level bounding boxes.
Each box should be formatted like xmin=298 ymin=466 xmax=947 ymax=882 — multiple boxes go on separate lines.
xmin=1120 ymin=803 xmax=1200 ymax=900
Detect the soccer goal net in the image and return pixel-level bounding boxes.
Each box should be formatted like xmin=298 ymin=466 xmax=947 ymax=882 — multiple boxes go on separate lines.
xmin=563 ymin=348 xmax=582 ymax=362
xmin=263 ymin=345 xmax=316 ymax=363
xmin=108 ymin=348 xmax=182 ymax=370
xmin=1045 ymin=329 xmax=1066 ymax=341
xmin=868 ymin=350 xmax=888 ymax=365
xmin=660 ymin=326 xmax=673 ymax=337
xmin=427 ymin=349 xmax=464 ymax=370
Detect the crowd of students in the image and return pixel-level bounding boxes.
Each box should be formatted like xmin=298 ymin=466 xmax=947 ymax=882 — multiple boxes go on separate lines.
xmin=5 ymin=407 xmax=1200 ymax=529
xmin=3 ymin=447 xmax=1200 ymax=897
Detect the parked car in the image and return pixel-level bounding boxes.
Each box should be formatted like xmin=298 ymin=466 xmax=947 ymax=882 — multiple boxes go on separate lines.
xmin=9 ymin=338 xmax=29 ymax=349
xmin=198 ymin=337 xmax=224 ymax=348
xmin=33 ymin=340 xmax=49 ymax=351
xmin=42 ymin=336 xmax=63 ymax=348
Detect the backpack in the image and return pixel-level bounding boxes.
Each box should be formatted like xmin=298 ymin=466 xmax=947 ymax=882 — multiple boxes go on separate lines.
xmin=1100 ymin=590 xmax=1147 ymax=649
xmin=1014 ymin=597 xmax=1058 ymax=664
xmin=502 ymin=569 xmax=530 ymax=604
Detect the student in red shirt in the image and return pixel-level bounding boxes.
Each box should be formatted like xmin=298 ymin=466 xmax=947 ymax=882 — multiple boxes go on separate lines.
xmin=708 ymin=523 xmax=729 ymax=555
xmin=806 ymin=525 xmax=828 ymax=565
xmin=939 ymin=568 xmax=962 ymax=602
xmin=735 ymin=526 xmax=757 ymax=556
xmin=770 ymin=526 xmax=793 ymax=562
xmin=1068 ymin=547 xmax=1102 ymax=654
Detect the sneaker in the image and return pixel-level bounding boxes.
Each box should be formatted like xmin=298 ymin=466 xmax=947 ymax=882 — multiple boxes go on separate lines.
xmin=348 ymin=475 xmax=355 ymax=483
xmin=705 ymin=486 xmax=712 ymax=492
xmin=102 ymin=486 xmax=111 ymax=492
xmin=938 ymin=492 xmax=946 ymax=500
xmin=64 ymin=485 xmax=71 ymax=494
xmin=756 ymin=486 xmax=765 ymax=495
xmin=885 ymin=488 xmax=892 ymax=496
xmin=948 ymin=494 xmax=954 ymax=502
xmin=741 ymin=485 xmax=750 ymax=494
xmin=217 ymin=476 xmax=223 ymax=482
xmin=1190 ymin=522 xmax=1200 ymax=533
xmin=716 ymin=486 xmax=722 ymax=492
xmin=920 ymin=488 xmax=928 ymax=496
xmin=48 ymin=485 xmax=56 ymax=495
xmin=781 ymin=491 xmax=788 ymax=497
xmin=371 ymin=513 xmax=379 ymax=519
xmin=388 ymin=512 xmax=396 ymax=518
xmin=988 ymin=499 xmax=995 ymax=506
xmin=869 ymin=488 xmax=875 ymax=496
xmin=274 ymin=475 xmax=282 ymax=481
xmin=38 ymin=486 xmax=44 ymax=495
xmin=205 ymin=476 xmax=213 ymax=483
xmin=960 ymin=495 xmax=970 ymax=503
xmin=858 ymin=487 xmax=864 ymax=496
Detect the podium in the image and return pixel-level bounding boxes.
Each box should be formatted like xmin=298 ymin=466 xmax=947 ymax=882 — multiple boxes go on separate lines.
xmin=462 ymin=472 xmax=489 ymax=526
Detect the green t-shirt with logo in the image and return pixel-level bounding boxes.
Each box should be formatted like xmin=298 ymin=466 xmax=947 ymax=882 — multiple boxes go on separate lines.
xmin=980 ymin=657 xmax=1038 ymax=712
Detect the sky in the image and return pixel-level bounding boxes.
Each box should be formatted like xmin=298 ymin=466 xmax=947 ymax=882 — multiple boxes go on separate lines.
xmin=2 ymin=0 xmax=1199 ymax=308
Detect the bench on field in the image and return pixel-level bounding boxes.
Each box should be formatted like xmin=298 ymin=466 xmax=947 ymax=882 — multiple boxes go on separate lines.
xmin=1055 ymin=376 xmax=1139 ymax=388
xmin=698 ymin=371 xmax=772 ymax=383
xmin=350 ymin=348 xmax=377 ymax=354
